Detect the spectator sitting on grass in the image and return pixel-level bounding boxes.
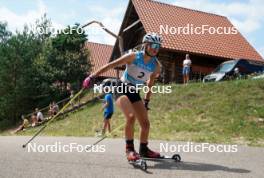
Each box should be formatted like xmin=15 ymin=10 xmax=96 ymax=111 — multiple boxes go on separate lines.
xmin=35 ymin=108 xmax=45 ymax=123
xmin=31 ymin=112 xmax=38 ymax=127
xmin=48 ymin=103 xmax=54 ymax=118
xmin=52 ymin=101 xmax=59 ymax=115
xmin=48 ymin=101 xmax=59 ymax=117
xmin=13 ymin=115 xmax=29 ymax=133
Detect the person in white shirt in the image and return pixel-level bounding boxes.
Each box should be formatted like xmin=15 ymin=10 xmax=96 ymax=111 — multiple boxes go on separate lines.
xmin=35 ymin=108 xmax=45 ymax=122
xmin=182 ymin=54 xmax=192 ymax=84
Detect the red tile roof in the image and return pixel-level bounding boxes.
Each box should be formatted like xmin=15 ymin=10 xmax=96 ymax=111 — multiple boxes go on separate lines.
xmin=85 ymin=42 xmax=116 ymax=78
xmin=132 ymin=0 xmax=263 ymax=61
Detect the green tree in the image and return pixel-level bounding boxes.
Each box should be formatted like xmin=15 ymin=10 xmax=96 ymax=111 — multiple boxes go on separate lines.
xmin=0 ymin=18 xmax=92 ymax=126
xmin=0 ymin=22 xmax=11 ymax=43
xmin=49 ymin=24 xmax=91 ymax=91
xmin=0 ymin=25 xmax=43 ymax=123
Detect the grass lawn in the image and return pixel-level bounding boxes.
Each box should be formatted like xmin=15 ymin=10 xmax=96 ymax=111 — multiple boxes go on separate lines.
xmin=2 ymin=79 xmax=264 ymax=146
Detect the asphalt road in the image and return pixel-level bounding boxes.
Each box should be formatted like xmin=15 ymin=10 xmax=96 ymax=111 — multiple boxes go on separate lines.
xmin=0 ymin=136 xmax=263 ymax=178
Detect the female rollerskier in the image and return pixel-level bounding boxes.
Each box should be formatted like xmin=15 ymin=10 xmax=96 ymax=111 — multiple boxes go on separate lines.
xmin=83 ymin=32 xmax=162 ymax=161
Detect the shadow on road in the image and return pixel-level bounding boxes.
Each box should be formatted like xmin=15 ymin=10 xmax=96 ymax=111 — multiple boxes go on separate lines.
xmin=147 ymin=161 xmax=251 ymax=174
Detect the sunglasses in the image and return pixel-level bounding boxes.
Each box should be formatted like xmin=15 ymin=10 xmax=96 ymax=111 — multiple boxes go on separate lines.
xmin=149 ymin=43 xmax=161 ymax=50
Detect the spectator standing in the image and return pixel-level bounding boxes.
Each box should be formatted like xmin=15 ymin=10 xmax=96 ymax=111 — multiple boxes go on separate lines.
xmin=182 ymin=54 xmax=192 ymax=84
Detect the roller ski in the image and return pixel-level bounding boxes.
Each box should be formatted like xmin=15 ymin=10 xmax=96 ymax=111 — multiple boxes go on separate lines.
xmin=141 ymin=154 xmax=181 ymax=162
xmin=139 ymin=144 xmax=181 ymax=162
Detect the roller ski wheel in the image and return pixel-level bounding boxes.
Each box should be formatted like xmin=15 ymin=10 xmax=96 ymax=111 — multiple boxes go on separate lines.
xmin=129 ymin=159 xmax=147 ymax=171
xmin=172 ymin=154 xmax=181 ymax=162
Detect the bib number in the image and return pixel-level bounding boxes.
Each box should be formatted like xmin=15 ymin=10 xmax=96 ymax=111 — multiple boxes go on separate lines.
xmin=137 ymin=72 xmax=145 ymax=79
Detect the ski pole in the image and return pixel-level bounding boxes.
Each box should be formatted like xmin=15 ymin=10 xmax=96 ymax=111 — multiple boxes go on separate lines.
xmin=22 ymin=88 xmax=84 ymax=148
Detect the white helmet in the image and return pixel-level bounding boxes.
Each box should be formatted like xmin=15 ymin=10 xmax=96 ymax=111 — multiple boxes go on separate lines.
xmin=142 ymin=32 xmax=163 ymax=45
xmin=100 ymin=78 xmax=118 ymax=93
xmin=101 ymin=78 xmax=118 ymax=88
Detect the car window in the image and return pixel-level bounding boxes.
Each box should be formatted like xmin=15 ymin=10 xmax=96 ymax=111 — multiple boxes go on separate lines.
xmin=214 ymin=61 xmax=236 ymax=73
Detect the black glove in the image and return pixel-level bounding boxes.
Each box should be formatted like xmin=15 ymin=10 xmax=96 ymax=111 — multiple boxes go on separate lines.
xmin=144 ymin=99 xmax=150 ymax=110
